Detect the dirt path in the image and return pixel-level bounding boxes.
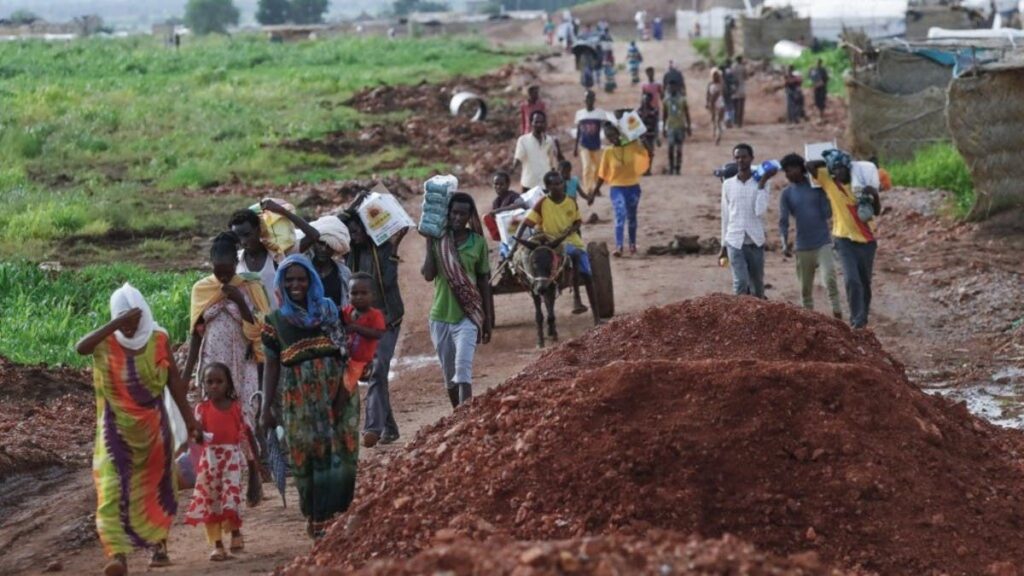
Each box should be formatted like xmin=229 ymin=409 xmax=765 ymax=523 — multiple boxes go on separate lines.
xmin=6 ymin=36 xmax=1017 ymax=575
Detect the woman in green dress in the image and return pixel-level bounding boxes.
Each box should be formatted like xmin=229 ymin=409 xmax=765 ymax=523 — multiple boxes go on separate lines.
xmin=260 ymin=254 xmax=359 ymax=538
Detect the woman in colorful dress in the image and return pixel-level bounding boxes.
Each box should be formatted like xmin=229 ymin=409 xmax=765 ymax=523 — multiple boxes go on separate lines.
xmin=183 ymin=232 xmax=271 ymax=429
xmin=260 ymin=255 xmax=359 ymax=538
xmin=76 ymin=284 xmax=199 ymax=576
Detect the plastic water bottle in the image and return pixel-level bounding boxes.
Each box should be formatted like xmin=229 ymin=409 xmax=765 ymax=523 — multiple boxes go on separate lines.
xmin=753 ymin=160 xmax=781 ymax=182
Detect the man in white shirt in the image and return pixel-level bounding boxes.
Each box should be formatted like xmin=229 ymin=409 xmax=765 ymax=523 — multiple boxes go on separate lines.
xmin=720 ymin=143 xmax=776 ymax=298
xmin=511 ymin=110 xmax=562 ymax=193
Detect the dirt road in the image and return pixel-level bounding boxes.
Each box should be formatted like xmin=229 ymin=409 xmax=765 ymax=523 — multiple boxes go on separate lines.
xmin=6 ymin=35 xmax=1021 ymax=575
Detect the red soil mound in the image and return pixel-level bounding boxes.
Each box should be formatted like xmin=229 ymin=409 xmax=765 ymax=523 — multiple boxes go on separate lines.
xmin=291 ymin=296 xmax=1024 ymax=575
xmin=0 ymin=357 xmax=93 ymax=479
xmin=294 ymin=532 xmax=851 ymax=576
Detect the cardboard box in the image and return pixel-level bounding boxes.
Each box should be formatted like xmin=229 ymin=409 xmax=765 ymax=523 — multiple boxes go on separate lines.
xmin=496 ymin=208 xmax=528 ymax=246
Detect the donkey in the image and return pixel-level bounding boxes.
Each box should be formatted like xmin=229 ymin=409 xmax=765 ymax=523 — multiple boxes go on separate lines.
xmin=513 ymin=235 xmax=569 ymax=348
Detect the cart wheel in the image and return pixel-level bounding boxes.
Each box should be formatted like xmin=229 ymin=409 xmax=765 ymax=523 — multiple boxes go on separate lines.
xmin=587 ymin=241 xmax=614 ymax=319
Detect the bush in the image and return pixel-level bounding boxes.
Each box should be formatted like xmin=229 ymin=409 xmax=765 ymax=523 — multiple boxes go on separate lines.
xmin=0 ymin=262 xmax=203 ymax=367
xmin=889 ymin=142 xmax=974 ymax=218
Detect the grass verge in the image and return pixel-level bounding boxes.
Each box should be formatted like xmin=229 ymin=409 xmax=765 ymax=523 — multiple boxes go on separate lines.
xmin=889 ymin=142 xmax=974 ymax=218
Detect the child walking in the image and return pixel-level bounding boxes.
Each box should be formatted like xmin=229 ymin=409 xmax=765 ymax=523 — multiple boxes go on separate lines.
xmin=185 ymin=362 xmax=260 ymax=561
xmin=346 ymin=273 xmax=387 ymax=447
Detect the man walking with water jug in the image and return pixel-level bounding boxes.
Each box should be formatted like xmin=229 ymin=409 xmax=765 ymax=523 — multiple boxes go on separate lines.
xmin=719 ymin=143 xmax=777 ymax=298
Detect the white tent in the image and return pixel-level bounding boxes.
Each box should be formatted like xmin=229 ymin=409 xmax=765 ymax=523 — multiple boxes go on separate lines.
xmin=763 ymin=0 xmax=908 ymax=41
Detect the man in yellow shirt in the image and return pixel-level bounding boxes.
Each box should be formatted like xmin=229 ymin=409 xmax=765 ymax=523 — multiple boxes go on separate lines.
xmin=515 ymin=171 xmax=599 ymax=324
xmin=807 ymin=149 xmax=881 ymax=329
xmin=593 ymin=121 xmax=651 ymax=256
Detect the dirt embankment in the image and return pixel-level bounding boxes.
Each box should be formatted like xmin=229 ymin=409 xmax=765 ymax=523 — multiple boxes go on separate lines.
xmin=0 ymin=357 xmax=93 ymax=480
xmin=281 ymin=61 xmax=554 ymax=186
xmin=289 ymin=295 xmax=1024 ymax=575
xmin=296 ymin=532 xmax=852 ymax=576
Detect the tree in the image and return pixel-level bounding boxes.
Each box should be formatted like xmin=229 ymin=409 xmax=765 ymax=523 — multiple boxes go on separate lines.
xmin=9 ymin=9 xmax=40 ymax=25
xmin=290 ymin=0 xmax=329 ymax=24
xmin=392 ymin=0 xmax=449 ymax=16
xmin=184 ymin=0 xmax=240 ymax=35
xmin=256 ymin=0 xmax=290 ymax=25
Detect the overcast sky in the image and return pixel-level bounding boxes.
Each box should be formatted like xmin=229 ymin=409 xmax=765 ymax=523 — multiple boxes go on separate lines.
xmin=0 ymin=1 xmax=419 ymax=27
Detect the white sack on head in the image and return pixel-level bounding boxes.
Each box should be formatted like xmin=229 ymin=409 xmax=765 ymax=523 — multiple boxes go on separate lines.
xmin=311 ymin=215 xmax=351 ymax=256
xmin=109 ymin=282 xmax=163 ymax=350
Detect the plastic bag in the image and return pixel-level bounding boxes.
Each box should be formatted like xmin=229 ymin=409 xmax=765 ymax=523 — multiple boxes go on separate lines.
xmin=248 ymin=198 xmax=297 ymax=256
xmin=358 ymin=192 xmax=415 ymax=246
xmin=163 ymin=388 xmax=188 ymax=453
xmin=618 ymin=110 xmax=648 ymax=143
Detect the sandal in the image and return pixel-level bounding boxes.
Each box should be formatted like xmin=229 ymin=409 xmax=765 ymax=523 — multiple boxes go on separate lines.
xmin=229 ymin=532 xmax=245 ymax=552
xmin=104 ymin=554 xmax=127 ymax=576
xmin=572 ymin=304 xmax=589 ymax=315
xmin=209 ymin=547 xmax=229 ymax=562
xmin=149 ymin=541 xmax=171 ymax=568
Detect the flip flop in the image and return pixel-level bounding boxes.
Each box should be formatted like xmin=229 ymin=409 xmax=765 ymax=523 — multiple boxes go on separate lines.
xmin=104 ymin=555 xmax=127 ymax=576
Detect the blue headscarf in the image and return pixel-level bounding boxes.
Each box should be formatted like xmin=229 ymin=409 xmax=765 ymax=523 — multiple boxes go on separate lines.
xmin=822 ymin=148 xmax=852 ymax=174
xmin=274 ymin=254 xmax=339 ymax=329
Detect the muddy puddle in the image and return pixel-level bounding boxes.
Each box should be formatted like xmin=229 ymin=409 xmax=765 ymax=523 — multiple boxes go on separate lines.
xmin=923 ymin=367 xmax=1024 ymax=430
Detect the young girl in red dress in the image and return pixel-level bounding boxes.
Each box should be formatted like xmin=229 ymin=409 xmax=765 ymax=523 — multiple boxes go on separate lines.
xmin=185 ymin=362 xmax=260 ymax=561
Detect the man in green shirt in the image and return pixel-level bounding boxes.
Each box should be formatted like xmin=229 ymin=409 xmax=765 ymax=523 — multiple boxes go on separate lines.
xmin=421 ymin=192 xmax=493 ymax=408
xmin=662 ymin=83 xmax=692 ymax=176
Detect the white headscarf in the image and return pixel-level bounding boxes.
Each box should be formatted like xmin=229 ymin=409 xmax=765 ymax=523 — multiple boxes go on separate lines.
xmin=109 ymin=283 xmax=163 ymax=350
xmin=310 ymin=216 xmax=351 ymax=257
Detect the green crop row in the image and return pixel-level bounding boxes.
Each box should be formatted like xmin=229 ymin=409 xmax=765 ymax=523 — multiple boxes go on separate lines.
xmin=0 ymin=261 xmax=203 ymax=367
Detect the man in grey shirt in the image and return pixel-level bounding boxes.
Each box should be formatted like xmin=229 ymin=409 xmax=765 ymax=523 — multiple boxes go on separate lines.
xmin=778 ymin=153 xmax=842 ymax=318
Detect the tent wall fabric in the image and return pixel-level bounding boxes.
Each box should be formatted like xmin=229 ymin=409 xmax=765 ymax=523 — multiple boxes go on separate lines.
xmin=762 ymin=0 xmax=907 ymax=41
xmin=873 ymin=49 xmax=954 ymax=95
xmin=847 ymin=48 xmax=954 ymax=162
xmin=846 ymin=80 xmax=948 ymax=162
xmin=947 ymin=65 xmax=1024 ymax=219
xmin=734 ymin=15 xmax=812 ymax=59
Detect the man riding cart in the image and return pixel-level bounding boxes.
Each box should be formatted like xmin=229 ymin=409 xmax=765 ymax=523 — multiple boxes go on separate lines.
xmin=513 ymin=171 xmax=601 ymax=326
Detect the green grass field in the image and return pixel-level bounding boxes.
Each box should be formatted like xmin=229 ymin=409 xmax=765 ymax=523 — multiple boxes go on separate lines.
xmin=0 ymin=34 xmax=517 ymax=262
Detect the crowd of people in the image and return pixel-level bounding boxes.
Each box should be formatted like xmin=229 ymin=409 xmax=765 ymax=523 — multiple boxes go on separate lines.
xmin=77 ymin=25 xmax=872 ymax=575
xmin=720 ymin=144 xmax=884 ymax=329
xmin=78 ymin=194 xmax=412 ymax=574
